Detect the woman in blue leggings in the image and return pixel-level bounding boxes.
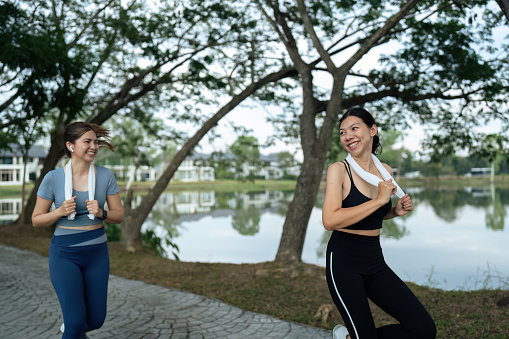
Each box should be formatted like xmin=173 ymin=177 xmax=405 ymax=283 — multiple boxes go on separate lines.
xmin=33 ymin=122 xmax=124 ymax=339
xmin=322 ymin=108 xmax=436 ymax=339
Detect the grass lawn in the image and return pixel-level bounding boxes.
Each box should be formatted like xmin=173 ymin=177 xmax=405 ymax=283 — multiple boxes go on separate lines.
xmin=0 ymin=222 xmax=508 ymax=338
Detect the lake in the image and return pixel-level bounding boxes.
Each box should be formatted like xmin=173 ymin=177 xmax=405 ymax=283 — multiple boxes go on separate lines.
xmin=1 ymin=184 xmax=508 ymax=291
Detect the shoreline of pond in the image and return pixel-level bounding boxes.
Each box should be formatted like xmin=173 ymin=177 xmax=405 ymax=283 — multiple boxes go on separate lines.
xmin=2 ymin=175 xmax=509 ymax=197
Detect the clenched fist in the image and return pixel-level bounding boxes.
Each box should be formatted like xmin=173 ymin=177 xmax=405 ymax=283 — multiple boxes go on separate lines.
xmin=377 ymin=179 xmax=397 ymax=203
xmin=86 ymin=199 xmax=101 ymax=219
xmin=59 ymin=196 xmax=76 ymax=217
xmin=394 ymin=194 xmax=413 ymax=216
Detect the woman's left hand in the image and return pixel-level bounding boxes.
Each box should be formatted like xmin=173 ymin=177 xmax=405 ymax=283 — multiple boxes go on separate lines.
xmin=86 ymin=199 xmax=101 ymax=218
xmin=395 ymin=194 xmax=413 ymax=216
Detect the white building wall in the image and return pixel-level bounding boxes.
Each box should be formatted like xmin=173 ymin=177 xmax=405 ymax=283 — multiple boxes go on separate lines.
xmin=0 ymin=157 xmax=44 ymax=186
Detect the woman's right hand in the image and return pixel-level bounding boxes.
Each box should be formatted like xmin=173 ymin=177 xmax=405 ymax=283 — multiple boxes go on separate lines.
xmin=376 ymin=179 xmax=397 ymax=204
xmin=59 ymin=196 xmax=77 ymax=217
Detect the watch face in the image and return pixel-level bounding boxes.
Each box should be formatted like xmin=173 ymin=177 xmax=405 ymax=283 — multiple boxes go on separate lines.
xmin=102 ymin=210 xmax=107 ymax=220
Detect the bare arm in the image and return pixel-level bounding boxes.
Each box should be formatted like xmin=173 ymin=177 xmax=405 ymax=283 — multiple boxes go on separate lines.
xmin=103 ymin=193 xmax=124 ymax=224
xmin=85 ymin=192 xmax=124 ymax=224
xmin=322 ymin=162 xmax=394 ymax=231
xmin=32 ymin=196 xmax=75 ymax=228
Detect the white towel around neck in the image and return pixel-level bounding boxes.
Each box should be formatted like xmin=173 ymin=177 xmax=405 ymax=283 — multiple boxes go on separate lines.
xmin=346 ymin=153 xmax=405 ymax=198
xmin=64 ymin=160 xmax=96 ymax=220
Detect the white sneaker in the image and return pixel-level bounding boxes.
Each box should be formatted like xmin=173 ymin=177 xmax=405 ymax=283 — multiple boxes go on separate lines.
xmin=333 ymin=325 xmax=349 ymax=339
xmin=60 ymin=323 xmax=91 ymax=338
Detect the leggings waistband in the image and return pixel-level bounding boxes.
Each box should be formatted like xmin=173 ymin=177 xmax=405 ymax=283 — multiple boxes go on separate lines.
xmin=328 ymin=230 xmax=383 ymax=258
xmin=51 ymin=227 xmax=106 ymax=247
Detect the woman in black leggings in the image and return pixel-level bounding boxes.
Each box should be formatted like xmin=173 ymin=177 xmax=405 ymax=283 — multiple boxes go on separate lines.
xmin=322 ymin=108 xmax=436 ymax=339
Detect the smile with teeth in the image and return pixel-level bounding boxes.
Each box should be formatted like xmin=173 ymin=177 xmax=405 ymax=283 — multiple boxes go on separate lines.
xmin=348 ymin=141 xmax=359 ymax=148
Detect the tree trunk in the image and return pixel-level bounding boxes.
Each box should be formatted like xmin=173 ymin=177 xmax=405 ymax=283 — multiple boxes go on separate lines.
xmin=18 ymin=152 xmax=28 ymax=225
xmin=274 ymin=151 xmax=326 ymax=262
xmin=21 ymin=119 xmax=66 ymax=223
xmin=274 ymin=72 xmax=343 ymax=263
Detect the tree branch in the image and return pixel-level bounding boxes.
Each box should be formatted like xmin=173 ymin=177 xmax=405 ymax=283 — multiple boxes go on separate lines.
xmin=340 ymin=0 xmax=421 ymax=74
xmin=66 ymin=0 xmax=116 ymax=52
xmin=296 ymin=0 xmax=336 ymax=71
xmin=313 ymin=86 xmax=493 ymax=114
xmin=257 ymin=0 xmax=309 ymax=73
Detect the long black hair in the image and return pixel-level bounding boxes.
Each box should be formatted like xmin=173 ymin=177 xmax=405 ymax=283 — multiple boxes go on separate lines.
xmin=338 ymin=107 xmax=382 ymax=156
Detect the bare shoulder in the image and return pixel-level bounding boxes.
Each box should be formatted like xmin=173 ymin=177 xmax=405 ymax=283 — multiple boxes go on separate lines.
xmin=326 ymin=161 xmax=347 ymax=182
xmin=381 ymin=162 xmax=394 ymax=176
xmin=327 ymin=161 xmax=347 ymax=174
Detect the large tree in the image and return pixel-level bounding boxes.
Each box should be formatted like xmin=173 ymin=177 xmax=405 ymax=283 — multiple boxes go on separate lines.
xmin=251 ymin=0 xmax=508 ymax=263
xmin=0 ymin=0 xmax=280 ymax=224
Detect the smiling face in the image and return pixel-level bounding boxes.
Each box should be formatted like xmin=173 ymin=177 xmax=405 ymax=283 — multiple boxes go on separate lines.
xmin=67 ymin=130 xmax=99 ymax=162
xmin=339 ymin=115 xmax=377 ymax=156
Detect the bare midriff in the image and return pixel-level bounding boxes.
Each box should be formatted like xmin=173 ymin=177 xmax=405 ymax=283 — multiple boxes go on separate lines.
xmin=338 ymin=228 xmax=381 ymax=237
xmin=56 ymin=222 xmax=103 ymax=231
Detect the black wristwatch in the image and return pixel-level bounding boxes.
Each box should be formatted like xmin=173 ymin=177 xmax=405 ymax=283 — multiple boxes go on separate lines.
xmin=99 ymin=209 xmax=107 ymax=220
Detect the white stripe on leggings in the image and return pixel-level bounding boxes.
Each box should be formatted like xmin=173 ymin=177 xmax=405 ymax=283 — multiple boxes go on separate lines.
xmin=330 ymin=252 xmax=359 ymax=339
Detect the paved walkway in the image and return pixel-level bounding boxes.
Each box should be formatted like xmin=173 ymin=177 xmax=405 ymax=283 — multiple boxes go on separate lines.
xmin=0 ymin=244 xmax=330 ymax=338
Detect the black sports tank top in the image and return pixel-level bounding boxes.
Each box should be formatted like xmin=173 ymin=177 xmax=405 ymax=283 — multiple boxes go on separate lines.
xmin=341 ymin=160 xmax=392 ymax=230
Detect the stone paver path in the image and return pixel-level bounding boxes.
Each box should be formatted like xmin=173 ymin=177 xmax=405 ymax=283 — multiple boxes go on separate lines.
xmin=0 ymin=244 xmax=330 ymax=338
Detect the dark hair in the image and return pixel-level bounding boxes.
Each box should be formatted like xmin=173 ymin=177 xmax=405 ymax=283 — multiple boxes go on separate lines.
xmin=63 ymin=122 xmax=115 ymax=158
xmin=338 ymin=107 xmax=382 ymax=156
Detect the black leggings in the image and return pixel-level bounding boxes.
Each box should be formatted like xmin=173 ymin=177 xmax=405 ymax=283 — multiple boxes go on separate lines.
xmin=326 ymin=231 xmax=436 ymax=339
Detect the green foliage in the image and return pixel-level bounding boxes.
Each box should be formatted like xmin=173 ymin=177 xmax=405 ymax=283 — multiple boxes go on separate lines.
xmin=378 ymin=129 xmax=405 ymax=168
xmin=281 ymin=173 xmax=298 ymax=180
xmin=230 ymin=136 xmax=260 ymax=161
xmin=104 ymin=222 xmax=122 ymax=242
xmin=229 ymin=135 xmax=261 ymax=179
xmin=141 ymin=229 xmax=166 ymax=257
xmin=141 ymin=228 xmax=180 ymax=260
xmin=1 ymin=0 xmax=290 ymax=154
xmin=98 ymin=117 xmax=170 ymax=176
xmin=325 ymin=126 xmax=347 ymax=167
xmin=277 ymin=151 xmax=299 ymax=173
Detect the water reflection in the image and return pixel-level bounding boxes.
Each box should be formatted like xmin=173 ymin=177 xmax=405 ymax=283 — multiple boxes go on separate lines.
xmin=0 ymin=198 xmax=22 ymax=225
xmin=232 ymin=205 xmax=261 ymax=236
xmin=139 ymin=190 xmax=293 ymax=237
xmin=410 ymin=186 xmax=506 ymax=231
xmin=138 ymin=185 xmax=506 ymax=248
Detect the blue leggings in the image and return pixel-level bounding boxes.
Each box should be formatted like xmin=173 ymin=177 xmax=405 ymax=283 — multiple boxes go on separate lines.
xmin=326 ymin=231 xmax=436 ymax=339
xmin=49 ymin=228 xmax=109 ymax=339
